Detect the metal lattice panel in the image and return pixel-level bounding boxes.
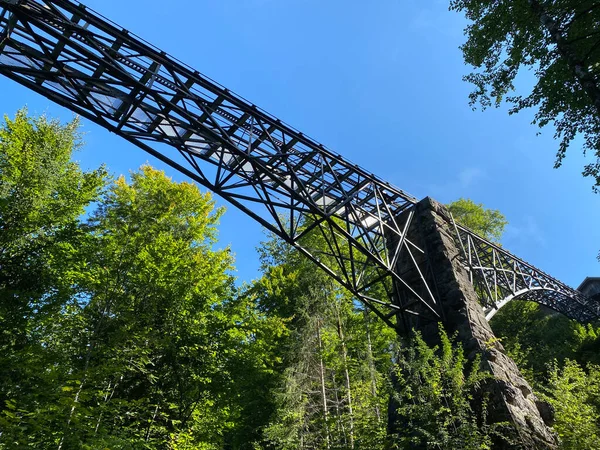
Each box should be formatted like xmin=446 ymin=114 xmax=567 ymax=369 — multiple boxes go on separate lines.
xmin=0 ymin=0 xmax=596 ymax=328
xmin=453 ymin=223 xmax=600 ymax=322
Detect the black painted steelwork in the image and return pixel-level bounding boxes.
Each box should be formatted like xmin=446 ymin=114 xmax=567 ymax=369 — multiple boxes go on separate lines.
xmin=452 ymin=223 xmax=600 ymax=322
xmin=0 ymin=0 xmax=597 ymax=327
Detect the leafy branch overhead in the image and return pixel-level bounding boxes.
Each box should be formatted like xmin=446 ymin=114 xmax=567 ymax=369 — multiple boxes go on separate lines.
xmin=451 ymin=0 xmax=600 ymax=191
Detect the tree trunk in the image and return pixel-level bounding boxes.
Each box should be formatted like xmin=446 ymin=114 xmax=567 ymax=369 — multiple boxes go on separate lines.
xmin=335 ymin=306 xmax=355 ymax=449
xmin=316 ymin=320 xmax=331 ymax=449
xmin=57 ymin=258 xmax=127 ymax=450
xmin=331 ymin=371 xmax=348 ymax=447
xmin=57 ymin=376 xmax=85 ymax=450
xmin=145 ymin=404 xmax=159 ymax=442
xmin=363 ymin=309 xmax=382 ymax=422
xmin=57 ymin=336 xmax=97 ymax=450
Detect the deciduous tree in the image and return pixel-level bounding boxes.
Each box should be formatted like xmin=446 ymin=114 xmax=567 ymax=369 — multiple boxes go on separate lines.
xmin=451 ymin=0 xmax=600 ymax=190
xmin=447 ymin=197 xmax=507 ymax=242
xmin=0 ymin=109 xmax=106 ymax=447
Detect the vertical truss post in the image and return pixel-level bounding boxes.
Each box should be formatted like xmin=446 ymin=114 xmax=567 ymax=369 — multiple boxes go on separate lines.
xmin=386 ymin=202 xmax=443 ymax=334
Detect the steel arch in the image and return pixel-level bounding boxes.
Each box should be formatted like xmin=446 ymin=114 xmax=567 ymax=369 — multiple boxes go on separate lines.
xmin=485 ymin=287 xmax=575 ymax=320
xmin=452 ymin=221 xmax=600 ymax=322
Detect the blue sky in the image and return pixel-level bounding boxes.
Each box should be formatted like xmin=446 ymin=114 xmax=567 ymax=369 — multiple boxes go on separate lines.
xmin=1 ymin=0 xmax=599 ymax=288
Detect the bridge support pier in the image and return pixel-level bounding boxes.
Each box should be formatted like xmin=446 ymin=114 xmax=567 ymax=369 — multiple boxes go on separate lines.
xmin=389 ymin=197 xmax=557 ymax=449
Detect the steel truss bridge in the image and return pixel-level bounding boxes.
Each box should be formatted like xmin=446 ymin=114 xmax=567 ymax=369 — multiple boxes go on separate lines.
xmin=0 ymin=0 xmax=598 ymax=330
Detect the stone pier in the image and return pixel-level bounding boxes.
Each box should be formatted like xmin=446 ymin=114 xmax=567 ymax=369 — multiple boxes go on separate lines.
xmin=388 ymin=197 xmax=557 ymax=449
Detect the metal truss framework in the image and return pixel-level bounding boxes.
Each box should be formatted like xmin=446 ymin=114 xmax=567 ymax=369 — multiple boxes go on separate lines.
xmin=0 ymin=0 xmax=596 ymax=329
xmin=452 ymin=222 xmax=600 ymax=322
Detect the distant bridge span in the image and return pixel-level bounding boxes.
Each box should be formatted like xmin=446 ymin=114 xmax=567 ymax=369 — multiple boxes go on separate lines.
xmin=453 ymin=223 xmax=599 ymax=322
xmin=485 ymin=288 xmax=564 ymax=321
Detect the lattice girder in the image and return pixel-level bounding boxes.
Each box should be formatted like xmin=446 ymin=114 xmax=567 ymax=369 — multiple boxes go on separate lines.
xmin=453 ymin=223 xmax=600 ymax=322
xmin=0 ymin=0 xmax=445 ymax=327
xmin=0 ymin=0 xmax=597 ymax=328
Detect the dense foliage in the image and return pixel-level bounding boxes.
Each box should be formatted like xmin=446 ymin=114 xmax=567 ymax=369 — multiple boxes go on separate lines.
xmin=0 ymin=111 xmax=283 ymax=449
xmin=1 ymin=109 xmax=599 ymax=449
xmin=447 ymin=197 xmax=507 ymax=242
xmin=490 ymin=301 xmax=600 ymax=450
xmin=388 ymin=328 xmax=503 ymax=449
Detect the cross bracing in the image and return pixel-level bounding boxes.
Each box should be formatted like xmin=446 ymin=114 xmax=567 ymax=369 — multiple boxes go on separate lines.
xmin=452 ymin=223 xmax=600 ymax=322
xmin=0 ymin=0 xmax=597 ymax=329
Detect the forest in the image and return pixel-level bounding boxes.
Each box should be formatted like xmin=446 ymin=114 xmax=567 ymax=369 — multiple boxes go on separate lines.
xmin=0 ymin=110 xmax=599 ymax=449
xmin=2 ymin=0 xmax=600 ymax=447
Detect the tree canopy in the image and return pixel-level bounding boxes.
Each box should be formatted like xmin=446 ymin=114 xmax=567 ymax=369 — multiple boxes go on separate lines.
xmin=447 ymin=197 xmax=508 ymax=242
xmin=450 ymin=0 xmax=600 ymax=191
